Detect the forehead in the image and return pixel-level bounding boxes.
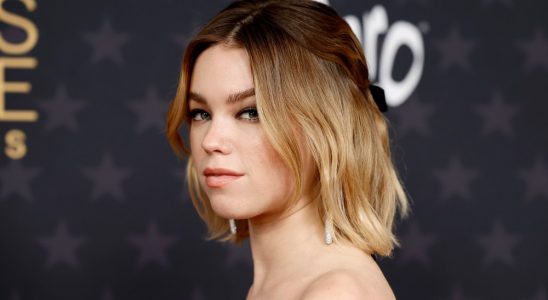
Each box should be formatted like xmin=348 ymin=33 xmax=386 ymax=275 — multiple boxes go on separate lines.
xmin=190 ymin=44 xmax=254 ymax=100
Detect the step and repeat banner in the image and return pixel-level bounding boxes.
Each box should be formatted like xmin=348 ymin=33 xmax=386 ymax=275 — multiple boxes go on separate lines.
xmin=1 ymin=0 xmax=547 ymax=299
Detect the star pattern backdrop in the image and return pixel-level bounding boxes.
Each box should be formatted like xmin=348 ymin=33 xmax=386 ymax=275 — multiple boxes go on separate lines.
xmin=0 ymin=0 xmax=547 ymax=299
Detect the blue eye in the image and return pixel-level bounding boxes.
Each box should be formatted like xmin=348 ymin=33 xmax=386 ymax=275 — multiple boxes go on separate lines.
xmin=239 ymin=107 xmax=259 ymax=121
xmin=188 ymin=109 xmax=210 ymax=121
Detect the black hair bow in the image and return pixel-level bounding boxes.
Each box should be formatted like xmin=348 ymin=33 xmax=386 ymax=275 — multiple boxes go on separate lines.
xmin=369 ymin=84 xmax=388 ymax=113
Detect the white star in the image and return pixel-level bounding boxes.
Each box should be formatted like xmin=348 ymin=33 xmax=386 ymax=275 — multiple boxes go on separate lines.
xmin=434 ymin=26 xmax=476 ymax=71
xmin=37 ymin=221 xmax=86 ymax=268
xmin=38 ymin=84 xmax=87 ymax=133
xmin=83 ymin=19 xmax=131 ymax=65
xmin=397 ymin=222 xmax=436 ymax=266
xmin=128 ymin=86 xmax=169 ymax=134
xmin=82 ymin=153 xmax=132 ymax=201
xmin=0 ymin=160 xmax=40 ymax=202
xmin=433 ymin=156 xmax=478 ymax=201
xmin=475 ymin=90 xmax=519 ymax=137
xmin=519 ymin=157 xmax=548 ymax=201
xmin=517 ymin=29 xmax=548 ymax=72
xmin=128 ymin=221 xmax=178 ymax=268
xmin=476 ymin=221 xmax=520 ymax=266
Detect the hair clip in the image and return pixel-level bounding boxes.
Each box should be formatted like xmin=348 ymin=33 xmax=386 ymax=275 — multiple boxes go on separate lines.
xmin=369 ymin=84 xmax=388 ymax=113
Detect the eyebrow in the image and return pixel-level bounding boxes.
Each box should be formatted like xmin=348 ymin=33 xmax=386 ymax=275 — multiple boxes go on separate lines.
xmin=188 ymin=88 xmax=255 ymax=105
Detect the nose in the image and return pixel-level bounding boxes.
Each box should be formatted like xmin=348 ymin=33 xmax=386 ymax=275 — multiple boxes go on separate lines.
xmin=201 ymin=118 xmax=232 ymax=154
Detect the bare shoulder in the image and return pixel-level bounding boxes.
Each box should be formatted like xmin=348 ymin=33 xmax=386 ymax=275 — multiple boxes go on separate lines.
xmin=300 ymin=269 xmax=396 ymax=300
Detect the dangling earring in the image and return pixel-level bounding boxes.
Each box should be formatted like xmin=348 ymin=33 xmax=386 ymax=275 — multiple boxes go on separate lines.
xmin=324 ymin=217 xmax=333 ymax=245
xmin=229 ymin=219 xmax=237 ymax=235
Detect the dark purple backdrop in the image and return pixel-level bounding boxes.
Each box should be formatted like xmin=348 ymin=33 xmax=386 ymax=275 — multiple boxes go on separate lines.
xmin=1 ymin=0 xmax=547 ymax=299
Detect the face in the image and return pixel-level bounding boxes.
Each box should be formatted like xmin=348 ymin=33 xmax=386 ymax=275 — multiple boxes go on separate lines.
xmin=188 ymin=44 xmax=297 ymax=222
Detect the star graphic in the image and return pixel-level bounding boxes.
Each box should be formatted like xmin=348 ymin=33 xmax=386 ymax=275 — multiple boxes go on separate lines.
xmin=9 ymin=291 xmax=20 ymax=300
xmin=481 ymin=0 xmax=513 ymax=7
xmin=128 ymin=221 xmax=178 ymax=268
xmin=171 ymin=18 xmax=203 ymax=49
xmin=0 ymin=160 xmax=40 ymax=202
xmin=38 ymin=84 xmax=87 ymax=133
xmin=225 ymin=239 xmax=253 ymax=268
xmin=442 ymin=286 xmax=479 ymax=300
xmin=523 ymin=287 xmax=547 ymax=300
xmin=476 ymin=221 xmax=520 ymax=266
xmin=390 ymin=94 xmax=435 ymax=136
xmin=517 ymin=29 xmax=548 ymax=72
xmin=37 ymin=221 xmax=86 ymax=268
xmin=518 ymin=157 xmax=548 ymax=201
xmin=474 ymin=90 xmax=519 ymax=137
xmin=101 ymin=288 xmax=114 ymax=300
xmin=128 ymin=86 xmax=169 ymax=134
xmin=83 ymin=19 xmax=131 ymax=65
xmin=433 ymin=26 xmax=476 ymax=71
xmin=172 ymin=33 xmax=193 ymax=50
xmin=190 ymin=288 xmax=206 ymax=300
xmin=82 ymin=153 xmax=132 ymax=201
xmin=433 ymin=156 xmax=478 ymax=201
xmin=446 ymin=287 xmax=464 ymax=300
xmin=397 ymin=222 xmax=436 ymax=266
xmin=171 ymin=34 xmax=186 ymax=49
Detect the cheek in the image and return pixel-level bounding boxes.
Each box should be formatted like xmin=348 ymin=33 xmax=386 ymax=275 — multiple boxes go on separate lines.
xmin=247 ymin=135 xmax=294 ymax=199
xmin=189 ymin=127 xmax=204 ymax=159
xmin=189 ymin=127 xmax=199 ymax=150
xmin=189 ymin=128 xmax=207 ymax=189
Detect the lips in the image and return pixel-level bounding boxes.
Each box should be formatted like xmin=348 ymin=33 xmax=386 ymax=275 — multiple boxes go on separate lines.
xmin=203 ymin=168 xmax=243 ymax=188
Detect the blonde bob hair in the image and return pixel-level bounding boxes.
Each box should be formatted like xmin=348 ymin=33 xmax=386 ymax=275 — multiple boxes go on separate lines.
xmin=166 ymin=0 xmax=409 ymax=257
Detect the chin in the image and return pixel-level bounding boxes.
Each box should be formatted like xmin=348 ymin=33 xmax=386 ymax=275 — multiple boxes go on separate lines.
xmin=209 ymin=197 xmax=257 ymax=220
xmin=214 ymin=210 xmax=258 ymax=220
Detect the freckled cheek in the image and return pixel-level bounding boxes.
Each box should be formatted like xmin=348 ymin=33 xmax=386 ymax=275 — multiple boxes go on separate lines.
xmin=250 ymin=137 xmax=292 ymax=188
xmin=189 ymin=130 xmax=198 ymax=151
xmin=189 ymin=128 xmax=206 ymax=168
xmin=189 ymin=125 xmax=206 ymax=148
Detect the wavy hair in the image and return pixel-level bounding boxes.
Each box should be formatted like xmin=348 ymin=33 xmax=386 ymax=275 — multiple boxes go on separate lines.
xmin=166 ymin=0 xmax=409 ymax=257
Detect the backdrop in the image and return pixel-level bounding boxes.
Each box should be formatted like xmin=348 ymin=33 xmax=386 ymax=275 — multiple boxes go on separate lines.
xmin=1 ymin=0 xmax=547 ymax=299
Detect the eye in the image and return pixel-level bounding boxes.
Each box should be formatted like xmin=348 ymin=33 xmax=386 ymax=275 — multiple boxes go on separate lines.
xmin=238 ymin=107 xmax=259 ymax=121
xmin=188 ymin=109 xmax=210 ymax=121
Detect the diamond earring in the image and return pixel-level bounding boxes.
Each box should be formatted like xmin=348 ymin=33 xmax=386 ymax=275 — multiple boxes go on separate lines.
xmin=324 ymin=217 xmax=333 ymax=245
xmin=229 ymin=219 xmax=237 ymax=235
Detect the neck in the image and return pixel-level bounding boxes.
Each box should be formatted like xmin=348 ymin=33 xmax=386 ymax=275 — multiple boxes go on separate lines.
xmin=247 ymin=199 xmax=327 ymax=291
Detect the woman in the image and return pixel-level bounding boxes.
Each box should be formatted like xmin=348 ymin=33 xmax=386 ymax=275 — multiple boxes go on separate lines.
xmin=166 ymin=0 xmax=409 ymax=298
